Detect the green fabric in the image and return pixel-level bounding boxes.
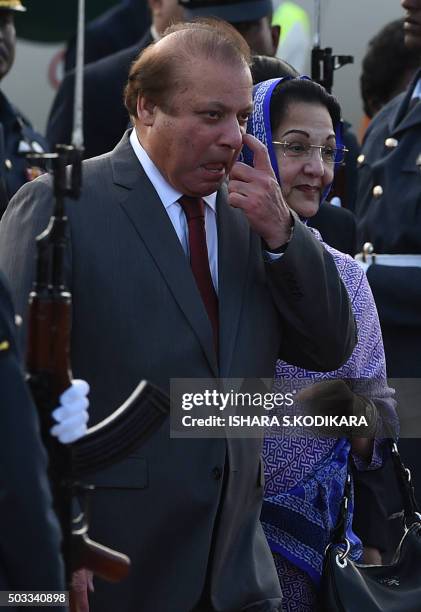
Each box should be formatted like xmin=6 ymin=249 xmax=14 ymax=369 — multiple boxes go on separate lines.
xmin=15 ymin=0 xmax=117 ymax=43
xmin=272 ymin=1 xmax=310 ymax=35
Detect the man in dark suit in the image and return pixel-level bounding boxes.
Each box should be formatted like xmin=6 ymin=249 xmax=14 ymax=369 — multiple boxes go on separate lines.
xmin=1 ymin=21 xmax=355 ymax=611
xmin=355 ymin=0 xmax=421 ymax=557
xmin=47 ymin=0 xmax=184 ymax=159
xmin=64 ymin=0 xmax=151 ymax=72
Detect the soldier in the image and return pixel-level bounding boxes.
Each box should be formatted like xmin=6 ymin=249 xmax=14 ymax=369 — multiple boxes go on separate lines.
xmin=356 ymin=0 xmax=421 ymax=387
xmin=355 ymin=0 xmax=421 ymax=559
xmin=0 ymin=0 xmax=47 ymax=217
xmin=47 ymin=0 xmax=185 ymax=160
xmin=0 ymin=268 xmax=90 ymax=591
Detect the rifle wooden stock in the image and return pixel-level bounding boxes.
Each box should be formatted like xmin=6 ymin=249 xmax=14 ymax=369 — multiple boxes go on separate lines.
xmin=27 ymin=291 xmax=72 ymax=403
xmin=68 ymin=532 xmax=130 ymax=612
xmin=71 ymin=530 xmax=130 ymax=581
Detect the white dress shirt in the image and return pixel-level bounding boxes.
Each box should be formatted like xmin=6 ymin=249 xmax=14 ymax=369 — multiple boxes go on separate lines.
xmin=412 ymin=79 xmax=421 ymax=100
xmin=130 ymin=128 xmax=219 ymax=291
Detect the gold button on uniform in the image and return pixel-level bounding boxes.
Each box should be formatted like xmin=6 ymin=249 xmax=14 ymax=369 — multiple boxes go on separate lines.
xmin=4 ymin=159 xmax=12 ymax=170
xmin=357 ymin=154 xmax=365 ymax=165
xmin=385 ymin=137 xmax=398 ymax=149
xmin=373 ymin=185 xmax=383 ymax=198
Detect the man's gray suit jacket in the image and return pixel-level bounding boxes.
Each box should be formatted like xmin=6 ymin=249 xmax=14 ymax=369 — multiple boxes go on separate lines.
xmin=0 ymin=132 xmax=355 ymax=612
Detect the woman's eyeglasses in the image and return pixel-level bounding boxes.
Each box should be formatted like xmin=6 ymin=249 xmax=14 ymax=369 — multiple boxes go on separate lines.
xmin=272 ymin=141 xmax=348 ymax=165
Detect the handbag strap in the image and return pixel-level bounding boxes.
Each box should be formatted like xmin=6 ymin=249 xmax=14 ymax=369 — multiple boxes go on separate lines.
xmin=331 ymin=437 xmax=421 ymax=546
xmin=389 ymin=440 xmax=420 ymax=526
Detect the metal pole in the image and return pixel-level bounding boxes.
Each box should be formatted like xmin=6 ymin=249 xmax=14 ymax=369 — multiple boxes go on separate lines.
xmin=72 ymin=0 xmax=85 ymax=149
xmin=314 ymin=0 xmax=321 ymax=47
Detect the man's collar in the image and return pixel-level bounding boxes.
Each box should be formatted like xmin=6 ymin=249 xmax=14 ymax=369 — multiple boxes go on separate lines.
xmin=412 ymin=78 xmax=421 ymax=100
xmin=129 ymin=128 xmax=217 ymax=211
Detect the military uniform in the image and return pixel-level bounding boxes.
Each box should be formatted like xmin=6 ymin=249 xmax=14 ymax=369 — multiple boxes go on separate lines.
xmin=64 ymin=0 xmax=150 ymax=72
xmin=0 ymin=271 xmax=64 ymax=596
xmin=0 ymin=90 xmax=47 ymax=217
xmin=356 ymin=68 xmax=421 ymax=378
xmin=355 ymin=68 xmax=421 ymax=556
xmin=47 ymin=30 xmax=153 ymax=160
xmin=0 ymin=0 xmax=47 ymax=216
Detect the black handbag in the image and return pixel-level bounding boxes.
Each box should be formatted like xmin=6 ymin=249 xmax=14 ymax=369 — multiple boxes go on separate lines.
xmin=320 ymin=439 xmax=421 ymax=612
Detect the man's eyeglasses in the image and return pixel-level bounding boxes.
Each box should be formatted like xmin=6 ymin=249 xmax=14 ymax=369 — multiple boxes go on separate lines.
xmin=272 ymin=141 xmax=348 ymax=165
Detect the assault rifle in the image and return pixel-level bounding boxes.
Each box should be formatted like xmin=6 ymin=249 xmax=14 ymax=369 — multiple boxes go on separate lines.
xmin=25 ymin=1 xmax=169 ymax=608
xmin=311 ymin=0 xmax=353 ymax=94
xmin=26 ymin=143 xmax=169 ymax=603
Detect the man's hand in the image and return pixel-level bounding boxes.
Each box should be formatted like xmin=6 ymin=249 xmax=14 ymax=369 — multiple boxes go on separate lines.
xmin=298 ymin=380 xmax=378 ymax=438
xmin=228 ymin=133 xmax=292 ymax=249
xmin=70 ymin=569 xmax=94 ymax=612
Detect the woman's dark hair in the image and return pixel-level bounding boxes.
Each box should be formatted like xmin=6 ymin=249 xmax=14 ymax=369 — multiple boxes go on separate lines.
xmin=251 ymin=54 xmax=299 ymax=84
xmin=269 ymin=78 xmax=341 ymax=134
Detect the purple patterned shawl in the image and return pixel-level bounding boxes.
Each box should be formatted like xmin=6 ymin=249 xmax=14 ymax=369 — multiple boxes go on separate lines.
xmin=245 ymin=78 xmax=397 ymax=586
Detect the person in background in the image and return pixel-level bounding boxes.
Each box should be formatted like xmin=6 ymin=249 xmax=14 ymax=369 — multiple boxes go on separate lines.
xmin=181 ymin=0 xmax=280 ymax=56
xmin=47 ymin=0 xmax=185 ymax=160
xmin=64 ymin=0 xmax=151 ymax=72
xmin=272 ymin=0 xmax=311 ymax=73
xmin=0 ymin=269 xmax=89 ymax=593
xmin=359 ymin=17 xmax=420 ymax=140
xmin=355 ymin=0 xmax=421 ymax=559
xmin=0 ymin=0 xmax=48 ymax=217
xmin=1 ymin=19 xmax=356 ymax=611
xmin=244 ymin=75 xmax=397 ymax=610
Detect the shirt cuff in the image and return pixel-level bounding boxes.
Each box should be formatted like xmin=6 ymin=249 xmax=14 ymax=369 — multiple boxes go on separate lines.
xmin=262 ymin=220 xmax=295 ymax=261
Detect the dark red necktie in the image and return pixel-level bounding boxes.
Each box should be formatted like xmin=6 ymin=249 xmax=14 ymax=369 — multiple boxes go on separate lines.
xmin=179 ymin=196 xmax=219 ymax=351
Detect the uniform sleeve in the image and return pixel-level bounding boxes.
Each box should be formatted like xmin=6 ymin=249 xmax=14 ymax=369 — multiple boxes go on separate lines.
xmin=0 ymin=275 xmax=64 ymax=591
xmin=0 ymin=176 xmax=60 ymax=349
xmin=367 ymin=264 xmax=421 ymax=328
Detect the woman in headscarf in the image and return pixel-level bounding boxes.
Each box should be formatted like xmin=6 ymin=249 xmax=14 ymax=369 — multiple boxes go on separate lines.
xmin=244 ymin=77 xmax=397 ymax=611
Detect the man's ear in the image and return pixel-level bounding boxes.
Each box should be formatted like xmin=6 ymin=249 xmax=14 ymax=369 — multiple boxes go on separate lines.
xmin=136 ymin=95 xmax=157 ymax=126
xmin=271 ymin=25 xmax=281 ymax=56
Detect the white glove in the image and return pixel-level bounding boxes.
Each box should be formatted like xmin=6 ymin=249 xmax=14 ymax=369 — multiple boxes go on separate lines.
xmin=50 ymin=379 xmax=90 ymax=444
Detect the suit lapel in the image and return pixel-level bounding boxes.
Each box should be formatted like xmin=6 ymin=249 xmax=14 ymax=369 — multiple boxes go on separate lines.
xmin=111 ymin=133 xmax=218 ymax=376
xmin=217 ymin=183 xmax=250 ymax=377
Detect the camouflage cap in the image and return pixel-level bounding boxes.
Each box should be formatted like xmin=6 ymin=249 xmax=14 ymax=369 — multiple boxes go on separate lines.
xmin=0 ymin=0 xmax=26 ymax=11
